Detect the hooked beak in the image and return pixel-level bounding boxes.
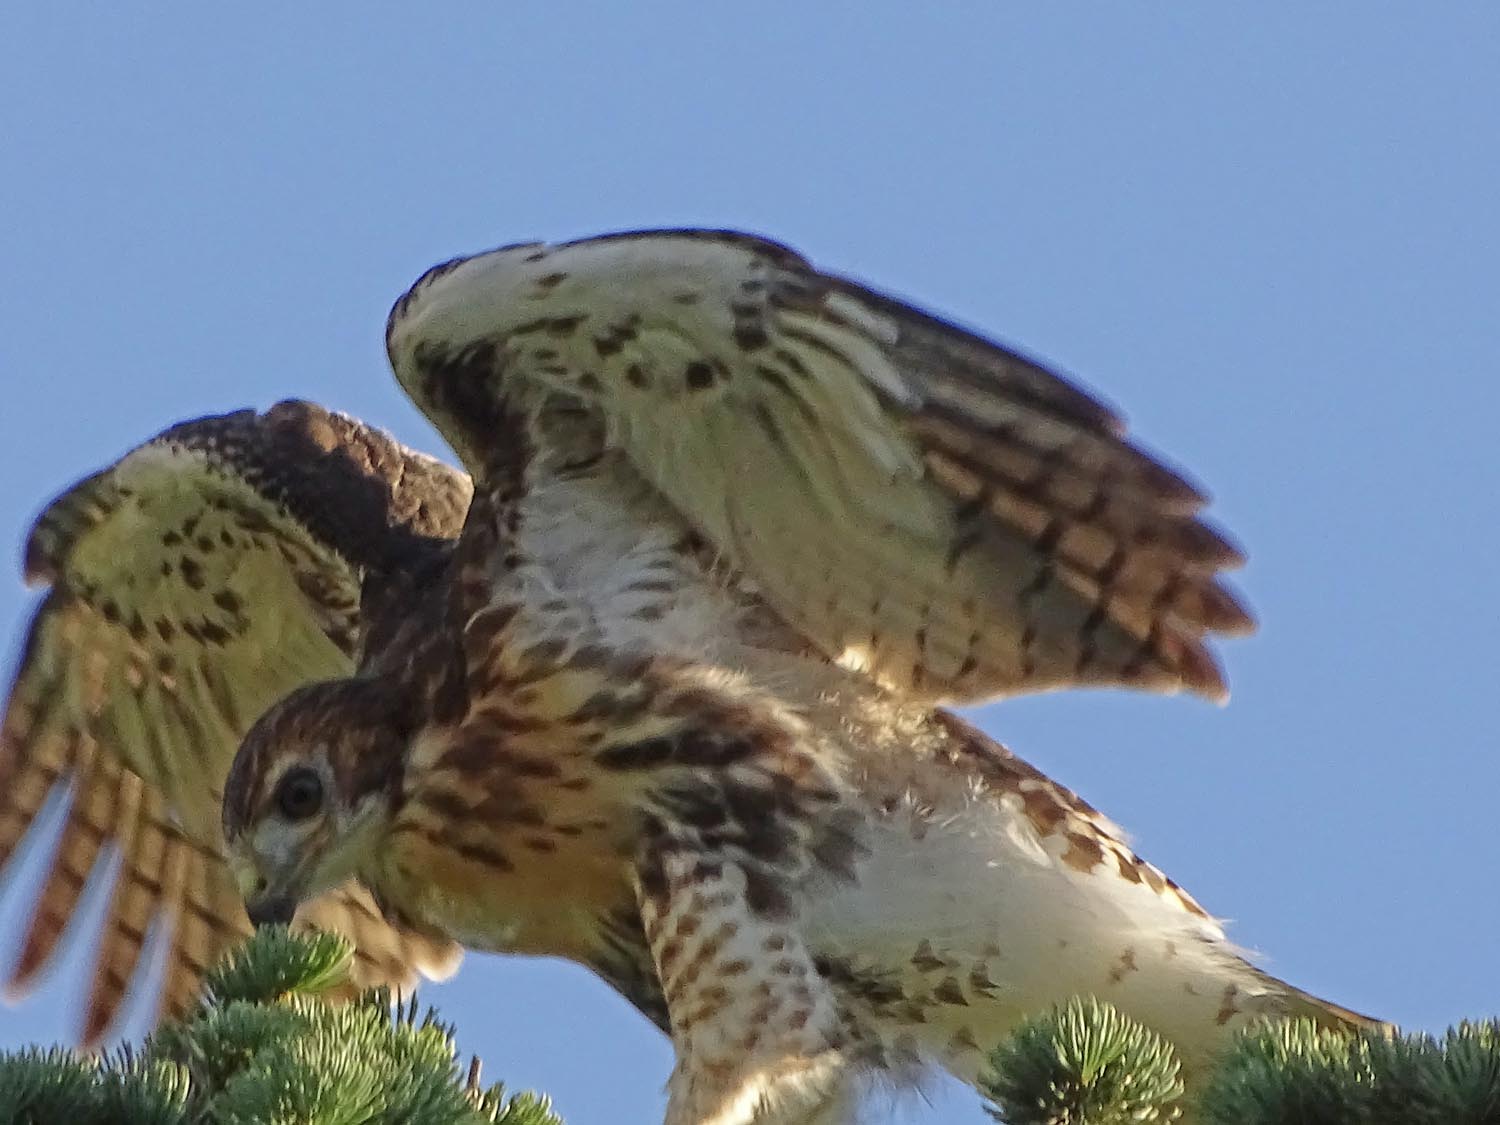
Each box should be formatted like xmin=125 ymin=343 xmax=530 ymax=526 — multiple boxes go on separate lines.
xmin=231 ymin=851 xmax=303 ymax=928
xmin=245 ymin=894 xmax=298 ymax=927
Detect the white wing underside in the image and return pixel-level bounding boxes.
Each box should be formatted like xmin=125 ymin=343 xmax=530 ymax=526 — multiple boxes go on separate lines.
xmin=386 ymin=229 xmax=1252 ymax=708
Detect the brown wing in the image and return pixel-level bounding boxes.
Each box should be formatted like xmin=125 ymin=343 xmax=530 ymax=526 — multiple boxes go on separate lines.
xmin=0 ymin=400 xmax=472 ymax=1043
xmin=385 ymin=229 xmax=1252 ymax=707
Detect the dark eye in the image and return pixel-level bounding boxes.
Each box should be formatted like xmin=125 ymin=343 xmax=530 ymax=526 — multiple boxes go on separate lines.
xmin=275 ymin=767 xmax=324 ymax=821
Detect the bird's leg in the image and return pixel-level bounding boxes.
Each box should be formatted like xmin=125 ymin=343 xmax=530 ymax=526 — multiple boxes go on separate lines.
xmin=635 ymin=837 xmax=854 ymax=1125
xmin=601 ymin=679 xmax=866 ymax=1125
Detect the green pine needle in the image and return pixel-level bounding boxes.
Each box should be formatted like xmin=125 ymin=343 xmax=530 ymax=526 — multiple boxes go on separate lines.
xmin=1197 ymin=1018 xmax=1378 ymax=1125
xmin=1354 ymin=1019 xmax=1500 ymax=1124
xmin=982 ymin=997 xmax=1184 ymax=1124
xmin=1438 ymin=1021 xmax=1500 ymax=1122
xmin=156 ymin=997 xmax=311 ymax=1094
xmin=209 ymin=1034 xmax=385 ymax=1125
xmin=202 ymin=925 xmax=355 ymax=1006
xmin=136 ymin=930 xmax=560 ymax=1123
xmin=0 ymin=1046 xmax=100 ymax=1124
xmin=0 ymin=930 xmax=563 ymax=1124
xmin=472 ymin=1087 xmax=565 ymax=1125
xmin=95 ymin=1058 xmax=193 ymax=1125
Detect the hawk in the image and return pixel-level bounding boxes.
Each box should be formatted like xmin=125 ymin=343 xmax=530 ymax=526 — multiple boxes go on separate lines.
xmin=4 ymin=231 xmax=1381 ymax=1121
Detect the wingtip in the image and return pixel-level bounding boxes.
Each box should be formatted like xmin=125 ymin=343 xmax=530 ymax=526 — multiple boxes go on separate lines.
xmin=1193 ymin=677 xmax=1232 ymax=708
xmin=80 ymin=1008 xmax=114 ymax=1053
xmin=5 ymin=932 xmax=59 ymax=1000
xmin=21 ymin=499 xmax=79 ymax=586
xmin=1178 ymin=641 xmax=1233 ymax=706
xmin=80 ymin=964 xmax=139 ymax=1051
xmin=20 ymin=534 xmax=54 ymax=587
xmin=19 ymin=466 xmax=121 ymax=588
xmin=1204 ymin=581 xmax=1258 ymax=638
xmin=3 ymin=929 xmax=108 ymax=1042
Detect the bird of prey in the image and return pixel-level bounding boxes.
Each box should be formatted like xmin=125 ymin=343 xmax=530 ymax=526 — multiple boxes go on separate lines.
xmin=6 ymin=230 xmax=1381 ymax=1121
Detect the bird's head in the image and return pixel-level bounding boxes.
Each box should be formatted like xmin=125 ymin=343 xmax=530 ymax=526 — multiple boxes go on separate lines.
xmin=222 ymin=676 xmax=414 ymax=926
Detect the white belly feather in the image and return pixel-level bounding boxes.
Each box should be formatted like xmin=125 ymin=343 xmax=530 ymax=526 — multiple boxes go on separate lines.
xmin=801 ymin=768 xmax=1268 ymax=1077
xmin=517 ymin=439 xmax=1307 ymax=1081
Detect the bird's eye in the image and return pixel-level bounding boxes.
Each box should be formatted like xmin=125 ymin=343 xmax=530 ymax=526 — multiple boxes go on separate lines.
xmin=274 ymin=767 xmax=324 ymax=821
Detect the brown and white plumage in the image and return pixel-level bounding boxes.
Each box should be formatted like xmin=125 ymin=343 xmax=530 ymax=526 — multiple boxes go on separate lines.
xmin=0 ymin=400 xmax=468 ymax=1042
xmin=389 ymin=230 xmax=1252 ymax=705
xmin=214 ymin=231 xmax=1382 ymax=1124
xmin=2 ymin=230 xmax=1379 ymax=1117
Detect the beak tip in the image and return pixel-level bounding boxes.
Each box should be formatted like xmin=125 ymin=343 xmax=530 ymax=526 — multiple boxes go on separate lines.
xmin=246 ymin=897 xmax=297 ymax=927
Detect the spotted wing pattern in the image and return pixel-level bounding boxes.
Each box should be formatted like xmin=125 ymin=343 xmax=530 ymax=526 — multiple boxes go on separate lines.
xmin=386 ymin=228 xmax=1252 ymax=707
xmin=0 ymin=401 xmax=471 ymax=1042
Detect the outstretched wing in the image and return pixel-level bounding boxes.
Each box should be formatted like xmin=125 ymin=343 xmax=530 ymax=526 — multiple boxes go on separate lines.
xmin=386 ymin=229 xmax=1252 ymax=705
xmin=0 ymin=400 xmax=472 ymax=1043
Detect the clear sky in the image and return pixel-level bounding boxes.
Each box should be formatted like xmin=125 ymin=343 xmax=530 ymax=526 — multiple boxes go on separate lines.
xmin=1 ymin=7 xmax=1496 ymax=1123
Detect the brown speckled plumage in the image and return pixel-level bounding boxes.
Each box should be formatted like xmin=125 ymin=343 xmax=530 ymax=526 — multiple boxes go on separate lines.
xmin=1 ymin=400 xmax=468 ymax=1043
xmin=7 ymin=231 xmax=1383 ymax=1122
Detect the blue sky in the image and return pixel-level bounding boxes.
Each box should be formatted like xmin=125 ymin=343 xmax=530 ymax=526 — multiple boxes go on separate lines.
xmin=1 ymin=7 xmax=1496 ymax=1123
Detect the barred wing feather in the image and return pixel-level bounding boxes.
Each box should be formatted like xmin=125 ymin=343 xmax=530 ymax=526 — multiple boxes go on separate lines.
xmin=387 ymin=229 xmax=1252 ymax=705
xmin=0 ymin=401 xmax=470 ymax=1043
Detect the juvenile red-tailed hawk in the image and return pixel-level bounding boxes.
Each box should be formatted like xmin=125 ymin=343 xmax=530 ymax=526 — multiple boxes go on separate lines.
xmin=4 ymin=230 xmax=1381 ymax=1121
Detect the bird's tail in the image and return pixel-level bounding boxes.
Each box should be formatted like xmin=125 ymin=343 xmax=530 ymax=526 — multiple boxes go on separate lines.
xmin=1252 ymin=965 xmax=1395 ymax=1037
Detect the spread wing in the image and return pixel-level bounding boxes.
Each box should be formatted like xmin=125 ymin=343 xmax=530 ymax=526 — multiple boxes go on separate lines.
xmin=385 ymin=228 xmax=1253 ymax=705
xmin=0 ymin=400 xmax=473 ymax=1043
